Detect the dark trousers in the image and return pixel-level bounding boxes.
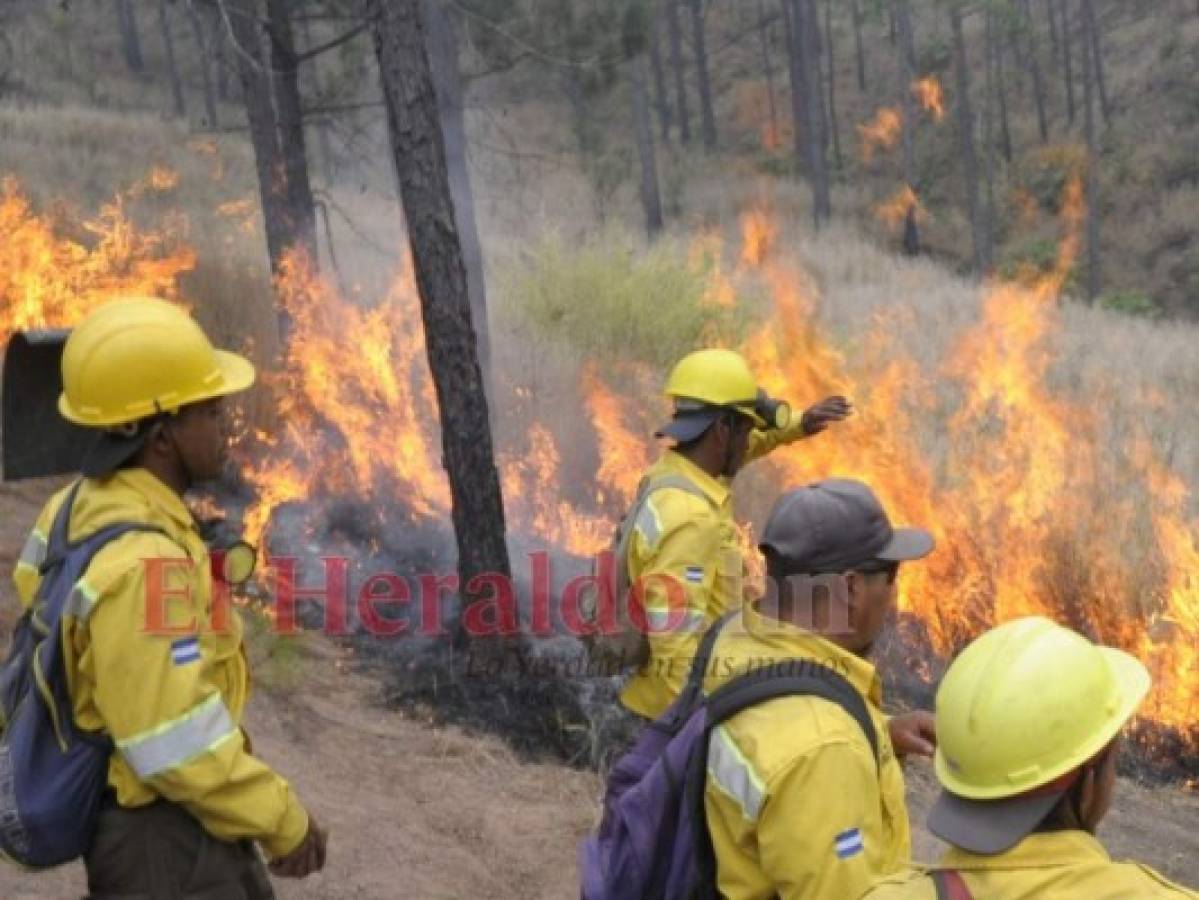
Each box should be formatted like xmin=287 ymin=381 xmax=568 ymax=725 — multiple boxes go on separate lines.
xmin=84 ymin=798 xmax=275 ymax=900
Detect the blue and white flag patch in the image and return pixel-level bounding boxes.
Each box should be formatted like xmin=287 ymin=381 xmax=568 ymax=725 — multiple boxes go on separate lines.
xmin=684 ymin=566 xmax=704 ymax=584
xmin=834 ymin=827 xmax=864 ymax=860
xmin=170 ymin=637 xmax=201 ymax=666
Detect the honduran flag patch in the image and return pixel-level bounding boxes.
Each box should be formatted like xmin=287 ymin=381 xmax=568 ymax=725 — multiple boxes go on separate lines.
xmin=171 ymin=637 xmax=201 ymax=666
xmin=684 ymin=566 xmax=704 ymax=584
xmin=834 ymin=827 xmax=864 ymax=860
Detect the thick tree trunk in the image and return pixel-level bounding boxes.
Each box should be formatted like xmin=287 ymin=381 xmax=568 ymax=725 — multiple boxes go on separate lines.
xmin=630 ymin=55 xmax=665 ymax=237
xmin=422 ymin=0 xmax=491 ymax=386
xmin=1081 ymin=0 xmax=1110 ymax=122
xmin=186 ymin=0 xmax=218 ymax=128
xmin=792 ymin=0 xmax=830 ymax=226
xmin=649 ymin=9 xmax=672 ymax=141
xmin=115 ymin=0 xmax=145 ymax=74
xmin=1062 ymin=0 xmax=1076 ymax=125
xmin=367 ymin=0 xmax=512 ymax=655
xmin=157 ymin=0 xmax=187 ymax=118
xmin=1081 ymin=1 xmax=1101 ymax=301
xmin=781 ymin=0 xmax=809 ymax=169
xmin=951 ymin=5 xmax=987 ymax=273
xmin=851 ymin=0 xmax=866 ymax=92
xmin=1024 ymin=0 xmax=1050 ymax=142
xmin=265 ymin=0 xmax=319 ymax=269
xmin=666 ymin=0 xmax=691 ymax=144
xmin=688 ymin=0 xmax=718 ymax=151
xmin=823 ymin=0 xmax=842 ymax=170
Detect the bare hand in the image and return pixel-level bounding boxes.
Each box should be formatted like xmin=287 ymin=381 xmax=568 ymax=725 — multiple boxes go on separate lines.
xmin=800 ymin=395 xmax=853 ymax=436
xmin=888 ymin=711 xmax=936 ymax=759
xmin=269 ymin=815 xmax=328 ymax=879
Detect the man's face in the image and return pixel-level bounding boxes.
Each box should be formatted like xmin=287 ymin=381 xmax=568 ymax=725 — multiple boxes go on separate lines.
xmin=846 ymin=563 xmax=899 ymax=655
xmin=165 ymin=398 xmax=228 ymax=483
xmin=720 ymin=411 xmax=754 ymax=476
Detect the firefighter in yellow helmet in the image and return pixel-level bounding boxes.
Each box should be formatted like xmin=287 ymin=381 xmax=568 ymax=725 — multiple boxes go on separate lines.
xmin=615 ymin=349 xmax=852 ymax=723
xmin=12 ymin=298 xmax=326 ymax=896
xmin=863 ymin=617 xmax=1198 ymax=899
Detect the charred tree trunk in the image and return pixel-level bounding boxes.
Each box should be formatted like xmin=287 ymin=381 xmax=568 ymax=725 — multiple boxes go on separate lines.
xmin=649 ymin=9 xmax=672 ymax=141
xmin=823 ymin=0 xmax=842 ymax=170
xmin=265 ymin=0 xmax=318 ymax=268
xmin=850 ymin=0 xmax=866 ymax=92
xmin=951 ymin=5 xmax=987 ymax=273
xmin=781 ymin=0 xmax=806 ymax=167
xmin=1023 ymin=0 xmax=1050 ymax=142
xmin=1081 ymin=0 xmax=1110 ymax=122
xmin=791 ymin=0 xmax=830 ymax=227
xmin=688 ymin=0 xmax=718 ymax=151
xmin=666 ymin=0 xmax=691 ymax=144
xmin=422 ymin=0 xmax=492 ymax=386
xmin=1062 ymin=0 xmax=1076 ymax=125
xmin=115 ymin=0 xmax=145 ymax=74
xmin=158 ymin=0 xmax=187 ymax=118
xmin=1081 ymin=1 xmax=1101 ymax=301
xmin=367 ymin=0 xmax=512 ymax=656
xmin=186 ymin=0 xmax=218 ymax=128
xmin=630 ymin=55 xmax=665 ymax=237
xmin=757 ymin=0 xmax=780 ymax=149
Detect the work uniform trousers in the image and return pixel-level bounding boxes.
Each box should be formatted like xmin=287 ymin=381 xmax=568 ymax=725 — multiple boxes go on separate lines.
xmin=84 ymin=798 xmax=275 ymax=900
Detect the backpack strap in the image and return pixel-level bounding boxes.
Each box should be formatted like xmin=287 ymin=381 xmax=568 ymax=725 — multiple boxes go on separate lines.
xmin=39 ymin=479 xmax=85 ymax=574
xmin=932 ymin=870 xmax=974 ymax=900
xmin=686 ymin=661 xmax=881 ymax=898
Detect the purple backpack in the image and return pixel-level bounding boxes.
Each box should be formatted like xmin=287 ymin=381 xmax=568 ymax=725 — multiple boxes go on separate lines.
xmin=579 ymin=611 xmax=879 ymax=900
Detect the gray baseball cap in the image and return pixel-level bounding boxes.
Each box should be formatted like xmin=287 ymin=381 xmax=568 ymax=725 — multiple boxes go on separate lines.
xmin=759 ymin=478 xmax=934 ymax=573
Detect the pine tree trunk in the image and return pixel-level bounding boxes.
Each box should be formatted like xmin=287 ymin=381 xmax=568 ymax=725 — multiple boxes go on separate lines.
xmin=298 ymin=12 xmax=336 ymax=184
xmin=758 ymin=0 xmax=780 ymax=148
xmin=1024 ymin=0 xmax=1050 ymax=142
xmin=1082 ymin=0 xmax=1110 ymax=122
xmin=794 ymin=0 xmax=830 ymax=226
xmin=631 ymin=55 xmax=665 ymax=237
xmin=265 ymin=0 xmax=319 ymax=269
xmin=422 ymin=0 xmax=492 ymax=386
xmin=367 ymin=0 xmax=512 ymax=656
xmin=1062 ymin=0 xmax=1076 ymax=125
xmin=649 ymin=9 xmax=672 ymax=141
xmin=983 ymin=9 xmax=998 ymax=269
xmin=951 ymin=5 xmax=987 ymax=273
xmin=996 ymin=25 xmax=1013 ymax=163
xmin=186 ymin=0 xmax=218 ymax=129
xmin=781 ymin=0 xmax=809 ymax=170
xmin=115 ymin=0 xmax=144 ymax=74
xmin=823 ymin=0 xmax=843 ymax=170
xmin=1081 ymin=1 xmax=1101 ymax=301
xmin=157 ymin=0 xmax=186 ymax=118
xmin=850 ymin=0 xmax=867 ymax=92
xmin=892 ymin=0 xmax=916 ymax=189
xmin=1046 ymin=0 xmax=1060 ymax=62
xmin=666 ymin=0 xmax=691 ymax=144
xmin=688 ymin=0 xmax=718 ymax=151
xmin=214 ymin=5 xmax=229 ymax=102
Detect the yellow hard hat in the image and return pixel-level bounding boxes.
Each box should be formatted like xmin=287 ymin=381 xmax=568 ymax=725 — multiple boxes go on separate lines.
xmin=934 ymin=616 xmax=1149 ymax=801
xmin=59 ymin=297 xmax=256 ymax=428
xmin=665 ymin=349 xmax=759 ymax=409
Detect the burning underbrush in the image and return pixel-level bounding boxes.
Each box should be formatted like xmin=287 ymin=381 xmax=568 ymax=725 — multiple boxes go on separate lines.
xmin=2 ymin=171 xmax=1198 ymax=782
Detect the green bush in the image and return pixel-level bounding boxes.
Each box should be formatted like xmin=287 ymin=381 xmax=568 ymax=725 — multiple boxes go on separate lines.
xmin=498 ymin=231 xmax=758 ymax=367
xmin=999 ymin=236 xmax=1060 ymax=279
xmin=1099 ymin=290 xmax=1160 ymax=318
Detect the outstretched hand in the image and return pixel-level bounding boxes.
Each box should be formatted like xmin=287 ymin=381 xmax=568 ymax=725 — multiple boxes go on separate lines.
xmin=801 ymin=395 xmax=854 ymax=436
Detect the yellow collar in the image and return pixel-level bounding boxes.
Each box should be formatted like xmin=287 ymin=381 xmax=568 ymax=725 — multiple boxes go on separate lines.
xmin=104 ymin=468 xmax=198 ymax=536
xmin=658 ymin=449 xmax=730 ymax=508
xmin=737 ymin=600 xmax=883 ymax=705
xmin=940 ymin=830 xmax=1111 ymax=872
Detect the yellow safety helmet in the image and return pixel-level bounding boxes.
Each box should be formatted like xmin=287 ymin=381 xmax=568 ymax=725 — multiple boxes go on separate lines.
xmin=59 ymin=297 xmax=256 ymax=428
xmin=658 ymin=349 xmax=790 ymax=440
xmin=934 ymin=616 xmax=1148 ymax=800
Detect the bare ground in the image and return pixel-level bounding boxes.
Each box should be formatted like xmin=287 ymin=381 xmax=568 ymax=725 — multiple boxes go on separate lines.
xmin=0 ymin=482 xmax=1194 ymax=899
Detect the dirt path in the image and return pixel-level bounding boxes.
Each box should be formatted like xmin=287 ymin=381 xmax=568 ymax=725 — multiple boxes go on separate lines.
xmin=0 ymin=482 xmax=1194 ymax=898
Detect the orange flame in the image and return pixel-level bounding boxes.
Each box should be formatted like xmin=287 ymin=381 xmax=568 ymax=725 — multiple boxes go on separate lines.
xmin=858 ymin=107 xmax=903 ymax=163
xmin=912 ymin=76 xmax=946 ymax=122
xmin=874 ymin=185 xmax=929 ymax=231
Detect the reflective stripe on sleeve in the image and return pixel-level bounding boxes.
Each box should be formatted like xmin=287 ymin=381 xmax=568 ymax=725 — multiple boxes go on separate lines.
xmin=117 ymin=693 xmax=237 ymax=779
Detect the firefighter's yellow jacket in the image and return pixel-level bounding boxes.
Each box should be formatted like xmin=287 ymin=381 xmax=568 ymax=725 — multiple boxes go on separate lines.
xmin=860 ymin=830 xmax=1198 ymax=899
xmin=13 ymin=469 xmax=308 ymax=859
xmin=619 ymin=420 xmax=809 ymax=719
xmin=699 ymin=603 xmax=910 ymax=900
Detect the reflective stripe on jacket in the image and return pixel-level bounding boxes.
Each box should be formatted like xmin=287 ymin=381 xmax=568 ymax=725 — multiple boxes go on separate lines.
xmin=13 ymin=469 xmax=308 ymax=859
